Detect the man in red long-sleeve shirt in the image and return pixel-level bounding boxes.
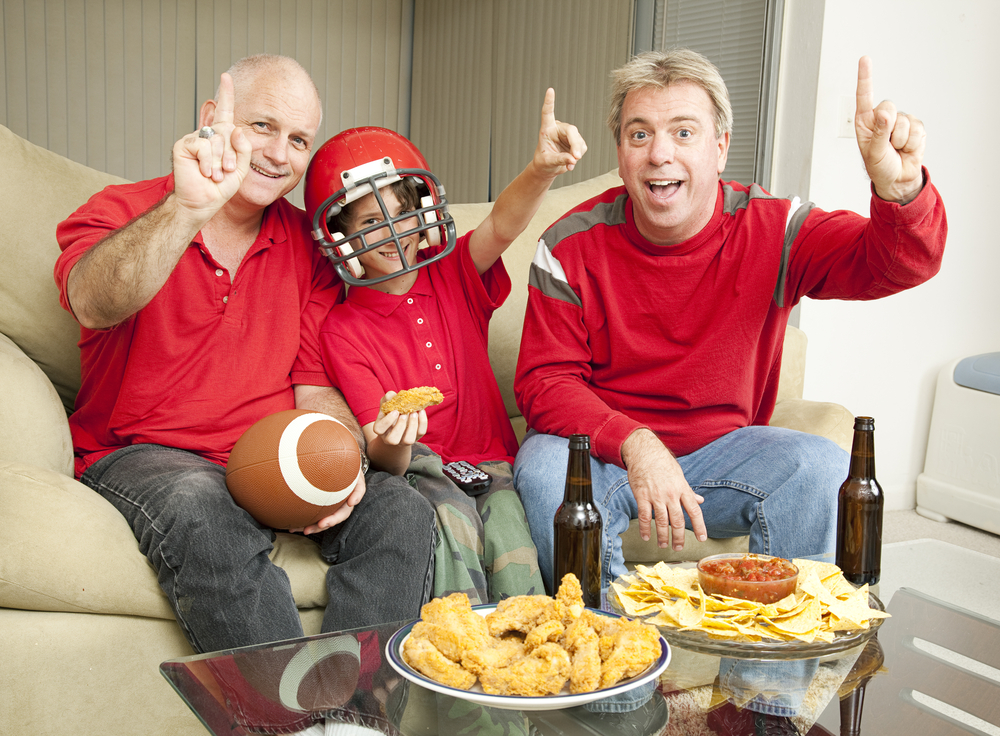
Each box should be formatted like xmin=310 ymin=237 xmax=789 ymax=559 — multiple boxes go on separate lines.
xmin=513 ymin=50 xmax=946 ymax=607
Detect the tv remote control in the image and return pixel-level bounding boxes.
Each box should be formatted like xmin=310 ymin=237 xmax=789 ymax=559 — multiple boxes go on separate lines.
xmin=442 ymin=461 xmax=492 ymax=496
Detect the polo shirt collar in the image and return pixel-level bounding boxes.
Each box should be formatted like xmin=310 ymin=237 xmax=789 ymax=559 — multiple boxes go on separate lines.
xmin=345 ymin=264 xmax=434 ymax=316
xmin=253 ymin=198 xmax=290 ymax=252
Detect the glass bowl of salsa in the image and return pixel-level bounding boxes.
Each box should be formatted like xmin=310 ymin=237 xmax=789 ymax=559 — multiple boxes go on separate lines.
xmin=697 ymin=553 xmax=799 ymax=604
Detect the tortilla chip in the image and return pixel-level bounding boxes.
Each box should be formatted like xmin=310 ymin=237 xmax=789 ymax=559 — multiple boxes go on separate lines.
xmin=793 ymin=558 xmax=841 ymax=582
xmin=612 ymin=582 xmax=663 ymax=616
xmin=765 ymin=597 xmax=821 ymax=636
xmin=799 ymin=570 xmax=838 ymax=607
xmin=815 ymin=573 xmax=853 ymax=599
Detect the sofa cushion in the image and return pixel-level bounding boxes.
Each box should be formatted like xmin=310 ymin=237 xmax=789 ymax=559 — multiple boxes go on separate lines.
xmin=769 ymin=397 xmax=854 ymax=452
xmin=0 ymin=334 xmax=73 ymax=475
xmin=0 ymin=462 xmax=176 ymax=618
xmin=0 ymin=124 xmax=126 ymax=412
xmin=450 ymin=169 xmax=624 ymax=420
xmin=620 ymin=524 xmax=749 ymax=564
xmin=0 ymin=461 xmax=331 ymax=618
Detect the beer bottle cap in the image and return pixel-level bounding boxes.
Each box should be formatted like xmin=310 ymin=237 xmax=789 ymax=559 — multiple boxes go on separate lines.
xmin=568 ymin=434 xmax=591 ymax=450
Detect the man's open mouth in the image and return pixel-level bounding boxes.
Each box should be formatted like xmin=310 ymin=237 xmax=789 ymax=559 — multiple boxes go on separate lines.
xmin=648 ymin=179 xmax=681 ymax=197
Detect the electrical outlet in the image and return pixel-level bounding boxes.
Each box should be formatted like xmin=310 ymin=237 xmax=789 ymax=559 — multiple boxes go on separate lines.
xmin=838 ymin=96 xmax=855 ymax=138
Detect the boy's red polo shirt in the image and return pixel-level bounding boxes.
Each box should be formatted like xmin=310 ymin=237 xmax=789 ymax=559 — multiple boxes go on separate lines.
xmin=320 ymin=235 xmax=519 ymax=465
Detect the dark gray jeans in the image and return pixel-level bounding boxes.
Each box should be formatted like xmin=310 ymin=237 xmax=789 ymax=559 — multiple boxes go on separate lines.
xmin=82 ymin=443 xmax=436 ymax=654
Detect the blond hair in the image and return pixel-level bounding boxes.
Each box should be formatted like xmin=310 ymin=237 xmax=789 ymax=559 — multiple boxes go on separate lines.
xmin=608 ymin=49 xmax=732 ymax=143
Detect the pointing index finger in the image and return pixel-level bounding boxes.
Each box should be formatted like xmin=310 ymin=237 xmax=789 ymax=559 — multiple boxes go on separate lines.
xmin=856 ymin=55 xmax=874 ymax=118
xmin=214 ymin=72 xmax=236 ymax=126
xmin=540 ymin=87 xmax=556 ymax=128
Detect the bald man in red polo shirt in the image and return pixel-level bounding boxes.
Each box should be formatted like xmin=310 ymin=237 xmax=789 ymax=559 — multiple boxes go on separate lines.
xmin=54 ymin=54 xmax=434 ymax=655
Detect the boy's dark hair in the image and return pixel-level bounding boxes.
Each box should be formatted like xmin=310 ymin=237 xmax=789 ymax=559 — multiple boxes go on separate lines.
xmin=337 ymin=178 xmax=421 ymax=235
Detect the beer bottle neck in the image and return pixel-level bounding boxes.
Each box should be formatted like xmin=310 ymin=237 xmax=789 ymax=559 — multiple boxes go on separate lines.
xmin=848 ymin=429 xmax=876 ymax=480
xmin=563 ymin=447 xmax=594 ymax=503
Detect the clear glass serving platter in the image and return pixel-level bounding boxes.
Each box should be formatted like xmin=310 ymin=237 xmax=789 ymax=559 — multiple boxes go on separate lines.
xmin=608 ymin=574 xmax=885 ymax=660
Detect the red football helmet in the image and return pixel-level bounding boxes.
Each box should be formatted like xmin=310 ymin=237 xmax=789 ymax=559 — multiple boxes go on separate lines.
xmin=304 ymin=127 xmax=456 ymax=286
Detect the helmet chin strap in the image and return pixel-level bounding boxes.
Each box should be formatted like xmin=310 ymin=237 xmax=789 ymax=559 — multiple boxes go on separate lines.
xmin=334 ymin=239 xmax=364 ymax=279
xmin=419 ymin=196 xmax=441 ymax=246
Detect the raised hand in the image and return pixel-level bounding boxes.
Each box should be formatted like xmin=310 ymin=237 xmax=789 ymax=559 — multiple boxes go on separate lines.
xmin=535 ymin=88 xmax=587 ymax=177
xmin=171 ymin=72 xmax=252 ymax=219
xmin=855 ymin=56 xmax=925 ymax=204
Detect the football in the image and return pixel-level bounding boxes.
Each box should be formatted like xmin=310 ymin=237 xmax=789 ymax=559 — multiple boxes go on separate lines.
xmin=226 ymin=410 xmax=363 ymax=530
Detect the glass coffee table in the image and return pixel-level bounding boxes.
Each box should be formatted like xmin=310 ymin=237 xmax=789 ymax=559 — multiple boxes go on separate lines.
xmin=161 ymin=549 xmax=1000 ymax=735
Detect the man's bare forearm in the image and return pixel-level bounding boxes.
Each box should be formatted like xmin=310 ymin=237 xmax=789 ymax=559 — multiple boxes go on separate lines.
xmin=67 ymin=194 xmax=206 ymax=329
xmin=294 ymin=384 xmax=367 ymax=451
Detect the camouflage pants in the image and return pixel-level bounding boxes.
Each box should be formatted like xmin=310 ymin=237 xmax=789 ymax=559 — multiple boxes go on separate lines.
xmin=406 ymin=445 xmax=544 ymax=605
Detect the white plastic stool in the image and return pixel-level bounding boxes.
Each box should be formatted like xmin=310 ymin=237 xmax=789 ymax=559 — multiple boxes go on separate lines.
xmin=916 ymin=353 xmax=1000 ymax=534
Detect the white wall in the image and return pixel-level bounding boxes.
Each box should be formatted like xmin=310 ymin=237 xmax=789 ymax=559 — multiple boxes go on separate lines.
xmin=796 ymin=1 xmax=1000 ymax=509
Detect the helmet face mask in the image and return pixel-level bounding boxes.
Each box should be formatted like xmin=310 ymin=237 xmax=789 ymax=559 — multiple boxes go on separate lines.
xmin=304 ymin=128 xmax=457 ymax=286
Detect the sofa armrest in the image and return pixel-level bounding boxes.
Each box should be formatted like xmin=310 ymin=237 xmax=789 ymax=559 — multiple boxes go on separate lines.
xmin=0 ymin=461 xmax=176 ymax=618
xmin=769 ymin=397 xmax=855 ymax=452
xmin=0 ymin=333 xmax=74 ymax=475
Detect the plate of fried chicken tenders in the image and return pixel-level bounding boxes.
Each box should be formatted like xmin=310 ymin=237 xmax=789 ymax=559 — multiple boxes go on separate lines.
xmin=386 ymin=574 xmax=670 ymax=710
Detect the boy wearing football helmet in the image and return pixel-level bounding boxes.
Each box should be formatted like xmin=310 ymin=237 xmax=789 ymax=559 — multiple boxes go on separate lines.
xmin=305 ymin=89 xmax=585 ymax=603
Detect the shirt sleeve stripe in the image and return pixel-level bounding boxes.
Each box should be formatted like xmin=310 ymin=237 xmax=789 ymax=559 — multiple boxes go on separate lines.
xmin=774 ymin=196 xmax=815 ymax=308
xmin=528 ymin=237 xmax=581 ymax=307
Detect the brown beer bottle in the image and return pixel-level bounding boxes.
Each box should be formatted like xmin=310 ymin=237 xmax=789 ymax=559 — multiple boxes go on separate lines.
xmin=553 ymin=434 xmax=602 ymax=608
xmin=836 ymin=416 xmax=884 ymax=585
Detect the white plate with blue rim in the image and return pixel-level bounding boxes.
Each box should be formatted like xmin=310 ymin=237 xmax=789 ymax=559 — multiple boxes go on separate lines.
xmin=385 ymin=604 xmax=670 ymax=711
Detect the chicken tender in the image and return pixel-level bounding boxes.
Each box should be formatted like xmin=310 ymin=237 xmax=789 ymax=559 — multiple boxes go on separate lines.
xmin=569 ymin=633 xmax=602 ymax=694
xmin=478 ymin=642 xmax=572 ymax=697
xmin=598 ymin=617 xmax=662 ymax=689
xmin=414 ymin=592 xmax=490 ymax=661
xmin=402 ymin=636 xmax=477 ymax=690
xmin=381 ymin=386 xmax=444 ymax=414
xmin=524 ymin=619 xmax=565 ymax=652
xmin=554 ymin=573 xmax=585 ymax=623
xmin=562 ymin=610 xmax=604 ymax=693
xmin=485 ymin=595 xmax=560 ymax=637
xmin=460 ymin=638 xmax=525 ymax=677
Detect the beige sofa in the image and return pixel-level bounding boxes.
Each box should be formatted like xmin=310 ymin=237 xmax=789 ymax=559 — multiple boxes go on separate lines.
xmin=0 ymin=123 xmax=854 ymax=735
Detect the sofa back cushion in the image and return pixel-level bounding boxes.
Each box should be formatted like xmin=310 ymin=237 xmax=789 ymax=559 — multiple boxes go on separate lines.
xmin=450 ymin=169 xmax=624 ymax=421
xmin=0 ymin=125 xmax=126 ymax=413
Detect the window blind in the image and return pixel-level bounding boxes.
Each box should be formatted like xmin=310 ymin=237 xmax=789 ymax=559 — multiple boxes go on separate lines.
xmin=653 ymin=0 xmax=769 ymax=187
xmin=1 ymin=0 xmax=414 ymax=207
xmin=410 ymin=0 xmax=633 ymax=204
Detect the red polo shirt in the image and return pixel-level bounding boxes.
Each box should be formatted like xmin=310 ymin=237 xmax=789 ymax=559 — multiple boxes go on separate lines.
xmin=319 ymin=235 xmax=519 ymax=465
xmin=55 ymin=175 xmax=342 ymax=476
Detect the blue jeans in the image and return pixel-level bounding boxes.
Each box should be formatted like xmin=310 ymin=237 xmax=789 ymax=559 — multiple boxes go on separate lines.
xmin=82 ymin=444 xmax=436 ymax=654
xmin=513 ymin=426 xmax=847 ymax=594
